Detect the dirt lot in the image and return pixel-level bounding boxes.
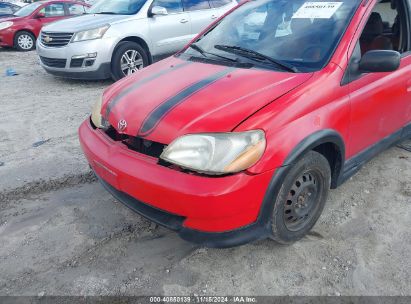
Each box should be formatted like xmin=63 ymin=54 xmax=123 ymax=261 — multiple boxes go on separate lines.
xmin=0 ymin=49 xmax=410 ymax=296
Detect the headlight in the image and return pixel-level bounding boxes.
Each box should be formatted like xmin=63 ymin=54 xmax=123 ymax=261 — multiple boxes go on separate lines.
xmin=72 ymin=25 xmax=110 ymax=43
xmin=0 ymin=22 xmax=13 ymax=30
xmin=91 ymin=95 xmax=110 ymax=129
xmin=160 ymin=131 xmax=266 ymax=175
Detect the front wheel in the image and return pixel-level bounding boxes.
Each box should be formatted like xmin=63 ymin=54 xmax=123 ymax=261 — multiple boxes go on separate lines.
xmin=14 ymin=31 xmax=36 ymax=51
xmin=270 ymin=151 xmax=331 ymax=244
xmin=111 ymin=41 xmax=149 ymax=81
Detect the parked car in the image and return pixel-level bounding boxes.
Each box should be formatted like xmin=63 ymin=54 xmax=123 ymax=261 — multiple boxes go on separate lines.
xmin=36 ymin=0 xmax=238 ymax=80
xmin=79 ymin=0 xmax=411 ymax=247
xmin=1 ymin=0 xmax=27 ymax=8
xmin=0 ymin=2 xmax=22 ymax=19
xmin=0 ymin=0 xmax=89 ymax=51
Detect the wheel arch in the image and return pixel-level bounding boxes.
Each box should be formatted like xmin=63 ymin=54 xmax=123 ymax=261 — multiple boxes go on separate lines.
xmin=13 ymin=29 xmax=36 ymax=44
xmin=113 ymin=36 xmax=152 ymax=64
xmin=281 ymin=129 xmax=346 ymax=189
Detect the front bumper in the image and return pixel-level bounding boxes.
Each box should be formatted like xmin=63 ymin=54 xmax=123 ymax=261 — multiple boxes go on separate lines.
xmin=79 ymin=119 xmax=275 ymax=247
xmin=0 ymin=28 xmax=14 ymax=47
xmin=36 ymin=36 xmax=117 ymax=80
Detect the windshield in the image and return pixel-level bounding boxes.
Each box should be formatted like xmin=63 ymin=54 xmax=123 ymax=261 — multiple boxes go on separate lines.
xmin=13 ymin=2 xmax=42 ymax=17
xmin=184 ymin=0 xmax=360 ymax=72
xmin=89 ymin=0 xmax=147 ymax=15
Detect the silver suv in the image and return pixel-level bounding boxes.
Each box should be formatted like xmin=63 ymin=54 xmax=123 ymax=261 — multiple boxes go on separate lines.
xmin=36 ymin=0 xmax=237 ymax=80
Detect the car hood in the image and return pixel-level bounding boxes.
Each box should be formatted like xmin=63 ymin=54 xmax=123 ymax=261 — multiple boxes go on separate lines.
xmin=0 ymin=15 xmax=24 ymax=22
xmin=102 ymin=57 xmax=313 ymax=144
xmin=42 ymin=14 xmax=128 ymax=32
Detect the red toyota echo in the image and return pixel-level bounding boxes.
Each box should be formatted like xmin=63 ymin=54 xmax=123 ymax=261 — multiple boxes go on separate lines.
xmin=79 ymin=0 xmax=411 ymax=247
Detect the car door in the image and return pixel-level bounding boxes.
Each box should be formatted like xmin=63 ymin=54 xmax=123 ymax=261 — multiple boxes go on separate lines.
xmin=182 ymin=0 xmax=215 ymax=36
xmin=346 ymin=0 xmax=411 ymax=157
xmin=147 ymin=0 xmax=192 ymax=56
xmin=65 ymin=2 xmax=87 ymax=17
xmin=35 ymin=3 xmax=67 ymax=34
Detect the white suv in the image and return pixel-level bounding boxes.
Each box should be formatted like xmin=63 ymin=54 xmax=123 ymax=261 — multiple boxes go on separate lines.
xmin=36 ymin=0 xmax=237 ymax=80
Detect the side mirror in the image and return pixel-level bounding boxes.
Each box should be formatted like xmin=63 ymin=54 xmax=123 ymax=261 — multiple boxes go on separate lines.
xmin=36 ymin=12 xmax=46 ymax=18
xmin=359 ymin=50 xmax=400 ymax=73
xmin=150 ymin=6 xmax=168 ymax=16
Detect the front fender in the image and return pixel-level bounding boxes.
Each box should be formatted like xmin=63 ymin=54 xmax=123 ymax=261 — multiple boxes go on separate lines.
xmin=236 ymin=63 xmax=350 ymax=177
xmin=282 ymin=129 xmax=345 ymax=167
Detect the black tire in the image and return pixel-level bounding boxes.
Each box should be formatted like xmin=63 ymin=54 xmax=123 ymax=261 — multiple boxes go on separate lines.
xmin=111 ymin=41 xmax=149 ymax=81
xmin=14 ymin=31 xmax=36 ymax=52
xmin=270 ymin=151 xmax=331 ymax=244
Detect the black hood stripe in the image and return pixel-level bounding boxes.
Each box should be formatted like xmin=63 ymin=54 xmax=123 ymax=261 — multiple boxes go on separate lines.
xmin=138 ymin=67 xmax=236 ymax=137
xmin=105 ymin=61 xmax=191 ymax=119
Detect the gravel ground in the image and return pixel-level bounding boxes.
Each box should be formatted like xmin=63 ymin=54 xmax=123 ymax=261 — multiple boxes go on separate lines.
xmin=0 ymin=49 xmax=410 ymax=296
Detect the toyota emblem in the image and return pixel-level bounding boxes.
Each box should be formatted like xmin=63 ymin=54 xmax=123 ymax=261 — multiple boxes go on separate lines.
xmin=118 ymin=119 xmax=127 ymax=131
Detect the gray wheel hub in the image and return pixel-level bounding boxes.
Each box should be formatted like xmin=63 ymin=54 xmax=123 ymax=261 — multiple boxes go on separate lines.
xmin=120 ymin=49 xmax=144 ymax=76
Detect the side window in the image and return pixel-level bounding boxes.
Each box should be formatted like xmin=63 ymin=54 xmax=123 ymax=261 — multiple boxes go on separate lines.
xmin=182 ymin=0 xmax=211 ymax=11
xmin=359 ymin=0 xmax=409 ymax=56
xmin=342 ymin=0 xmax=410 ymax=85
xmin=209 ymin=0 xmax=231 ymax=8
xmin=152 ymin=0 xmax=183 ymax=13
xmin=39 ymin=3 xmax=66 ymax=17
xmin=67 ymin=3 xmax=86 ymax=16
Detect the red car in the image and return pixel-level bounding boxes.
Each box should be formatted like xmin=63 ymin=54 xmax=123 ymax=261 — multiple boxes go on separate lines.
xmin=79 ymin=0 xmax=411 ymax=247
xmin=0 ymin=0 xmax=89 ymax=51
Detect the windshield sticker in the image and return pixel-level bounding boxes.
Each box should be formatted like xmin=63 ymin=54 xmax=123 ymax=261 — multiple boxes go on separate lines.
xmin=292 ymin=2 xmax=343 ymax=19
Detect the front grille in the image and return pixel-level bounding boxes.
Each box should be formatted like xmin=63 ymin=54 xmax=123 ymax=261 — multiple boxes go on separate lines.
xmin=70 ymin=58 xmax=84 ymax=68
xmin=124 ymin=137 xmax=166 ymax=158
xmin=40 ymin=56 xmax=67 ymax=68
xmin=105 ymin=127 xmax=166 ymax=159
xmin=41 ymin=32 xmax=73 ymax=47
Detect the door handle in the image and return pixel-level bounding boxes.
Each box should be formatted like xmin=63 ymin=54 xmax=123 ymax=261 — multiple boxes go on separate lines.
xmin=407 ymin=80 xmax=411 ymax=92
xmin=211 ymin=14 xmax=218 ymax=19
xmin=180 ymin=18 xmax=189 ymax=23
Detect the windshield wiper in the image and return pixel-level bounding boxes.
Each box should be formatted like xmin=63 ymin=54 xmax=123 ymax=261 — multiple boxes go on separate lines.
xmin=189 ymin=44 xmax=207 ymax=57
xmin=189 ymin=43 xmax=239 ymax=63
xmin=214 ymin=44 xmax=299 ymax=73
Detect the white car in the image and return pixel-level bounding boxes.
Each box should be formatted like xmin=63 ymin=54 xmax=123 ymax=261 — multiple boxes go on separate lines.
xmin=36 ymin=0 xmax=238 ymax=80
